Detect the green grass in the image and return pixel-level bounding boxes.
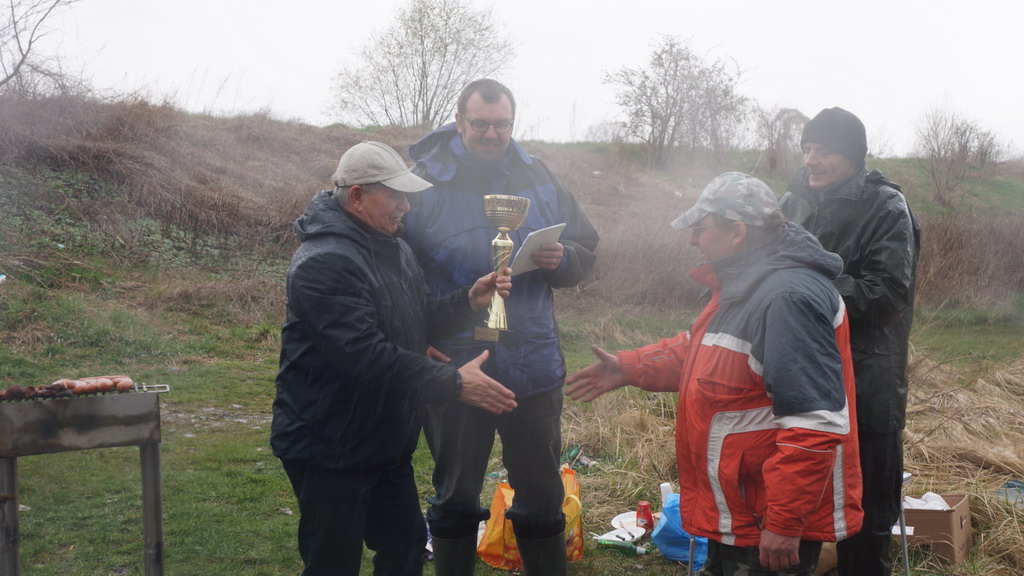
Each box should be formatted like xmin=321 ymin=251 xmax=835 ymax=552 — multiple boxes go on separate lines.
xmin=912 ymin=301 xmax=1024 ymax=379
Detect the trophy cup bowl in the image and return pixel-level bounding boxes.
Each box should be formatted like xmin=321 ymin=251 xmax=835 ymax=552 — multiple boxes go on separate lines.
xmin=483 ymin=195 xmax=531 ymax=231
xmin=476 ymin=195 xmax=530 ymax=342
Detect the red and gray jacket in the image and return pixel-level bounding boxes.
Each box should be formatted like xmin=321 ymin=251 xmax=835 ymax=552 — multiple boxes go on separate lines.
xmin=619 ymin=223 xmax=863 ymax=546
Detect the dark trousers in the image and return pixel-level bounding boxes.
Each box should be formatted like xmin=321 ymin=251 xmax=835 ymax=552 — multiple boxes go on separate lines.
xmin=281 ymin=458 xmax=426 ymax=576
xmin=700 ymin=539 xmax=822 ymax=576
xmin=423 ymin=386 xmax=566 ymax=540
xmin=837 ymin=430 xmax=903 ymax=576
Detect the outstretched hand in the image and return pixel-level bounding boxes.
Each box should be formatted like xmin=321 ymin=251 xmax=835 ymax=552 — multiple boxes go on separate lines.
xmin=564 ymin=345 xmax=626 ymax=402
xmin=457 ymin=350 xmax=517 ymax=414
xmin=468 ymin=269 xmax=512 ymax=312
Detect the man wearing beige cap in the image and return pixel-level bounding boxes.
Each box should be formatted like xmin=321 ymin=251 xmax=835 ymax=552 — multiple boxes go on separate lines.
xmin=271 ymin=141 xmax=518 ymax=576
xmin=566 ymin=173 xmax=863 ymax=576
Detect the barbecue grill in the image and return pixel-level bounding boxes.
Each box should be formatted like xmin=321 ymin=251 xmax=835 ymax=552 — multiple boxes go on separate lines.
xmin=0 ymin=383 xmax=169 ymax=576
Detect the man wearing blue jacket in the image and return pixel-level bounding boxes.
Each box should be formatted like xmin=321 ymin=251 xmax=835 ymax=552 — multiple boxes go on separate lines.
xmin=271 ymin=141 xmax=517 ymax=576
xmin=403 ymin=79 xmax=599 ymax=576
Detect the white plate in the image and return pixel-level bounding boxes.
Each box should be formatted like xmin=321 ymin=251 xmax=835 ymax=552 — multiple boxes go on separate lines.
xmin=611 ymin=511 xmax=640 ymax=531
xmin=593 ymin=526 xmax=644 ymax=543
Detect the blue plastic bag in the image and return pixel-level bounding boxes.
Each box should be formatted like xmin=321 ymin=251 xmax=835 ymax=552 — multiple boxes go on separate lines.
xmin=651 ymin=493 xmax=708 ymax=567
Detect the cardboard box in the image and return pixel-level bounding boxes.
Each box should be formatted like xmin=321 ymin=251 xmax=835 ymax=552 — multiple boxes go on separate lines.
xmin=903 ymin=494 xmax=972 ymax=564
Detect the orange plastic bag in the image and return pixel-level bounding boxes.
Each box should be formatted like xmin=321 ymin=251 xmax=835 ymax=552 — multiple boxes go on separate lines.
xmin=563 ymin=467 xmax=584 ymax=562
xmin=477 ymin=465 xmax=583 ymax=570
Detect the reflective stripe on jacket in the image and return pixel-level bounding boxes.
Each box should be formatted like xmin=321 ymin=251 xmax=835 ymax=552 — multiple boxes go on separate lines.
xmin=618 ymin=224 xmax=863 ymax=546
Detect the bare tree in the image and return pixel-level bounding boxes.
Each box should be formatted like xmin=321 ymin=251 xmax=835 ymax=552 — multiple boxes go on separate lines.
xmin=752 ymin=105 xmax=807 ymax=176
xmin=331 ymin=0 xmax=514 ymax=129
xmin=915 ymin=106 xmax=1005 ymax=206
xmin=972 ymin=128 xmax=1005 ymax=169
xmin=1 ymin=0 xmax=77 ymax=91
xmin=604 ymin=36 xmax=746 ymax=168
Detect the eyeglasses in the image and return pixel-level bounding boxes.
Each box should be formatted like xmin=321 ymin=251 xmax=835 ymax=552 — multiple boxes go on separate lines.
xmin=465 ymin=118 xmax=514 ymax=134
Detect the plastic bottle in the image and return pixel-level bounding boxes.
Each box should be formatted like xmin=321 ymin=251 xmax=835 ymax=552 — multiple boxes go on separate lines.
xmin=636 ymin=500 xmax=654 ymax=533
xmin=660 ymin=482 xmax=673 ymax=506
xmin=597 ymin=539 xmax=648 ymax=555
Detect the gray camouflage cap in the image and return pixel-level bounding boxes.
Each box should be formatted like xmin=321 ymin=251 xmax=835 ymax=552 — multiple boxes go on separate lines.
xmin=671 ymin=171 xmax=780 ymax=229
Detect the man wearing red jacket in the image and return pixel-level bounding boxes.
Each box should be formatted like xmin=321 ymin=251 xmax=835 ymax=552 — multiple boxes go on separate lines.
xmin=566 ymin=172 xmax=863 ymax=575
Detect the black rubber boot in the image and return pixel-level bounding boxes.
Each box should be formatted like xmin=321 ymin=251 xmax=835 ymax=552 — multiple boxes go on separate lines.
xmin=430 ymin=534 xmax=478 ymax=576
xmin=517 ymin=531 xmax=567 ymax=576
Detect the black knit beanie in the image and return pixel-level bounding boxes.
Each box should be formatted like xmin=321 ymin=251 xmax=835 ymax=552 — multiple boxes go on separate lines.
xmin=801 ymin=107 xmax=867 ymax=167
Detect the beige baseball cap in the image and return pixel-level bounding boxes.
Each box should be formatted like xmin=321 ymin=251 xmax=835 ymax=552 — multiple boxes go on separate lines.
xmin=332 ymin=141 xmax=431 ymax=193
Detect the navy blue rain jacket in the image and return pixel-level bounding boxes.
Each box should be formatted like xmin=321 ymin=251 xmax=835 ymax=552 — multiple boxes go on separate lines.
xmin=403 ymin=124 xmax=599 ymax=397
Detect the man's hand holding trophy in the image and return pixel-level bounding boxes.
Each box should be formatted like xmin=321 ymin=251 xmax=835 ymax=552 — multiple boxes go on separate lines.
xmin=475 ymin=194 xmax=530 ymax=343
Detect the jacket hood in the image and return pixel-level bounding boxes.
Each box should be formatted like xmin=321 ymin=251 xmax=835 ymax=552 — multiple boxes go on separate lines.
xmin=293 ymin=190 xmax=365 ymax=244
xmin=710 ymin=222 xmax=843 ymax=302
xmin=409 ymin=122 xmax=533 ymax=183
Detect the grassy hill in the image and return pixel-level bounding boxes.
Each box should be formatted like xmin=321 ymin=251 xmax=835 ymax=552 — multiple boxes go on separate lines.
xmin=1 ymin=94 xmax=1023 ymax=575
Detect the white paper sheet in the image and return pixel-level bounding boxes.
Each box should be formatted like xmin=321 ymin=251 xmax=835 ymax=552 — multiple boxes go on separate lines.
xmin=509 ymin=223 xmax=567 ymax=276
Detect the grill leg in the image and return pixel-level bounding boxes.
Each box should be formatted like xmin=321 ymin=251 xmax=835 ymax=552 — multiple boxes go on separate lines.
xmin=0 ymin=456 xmax=19 ymax=576
xmin=140 ymin=443 xmax=165 ymax=576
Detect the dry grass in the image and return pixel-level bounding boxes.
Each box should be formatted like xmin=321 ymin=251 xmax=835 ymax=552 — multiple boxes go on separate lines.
xmin=146 ymin=268 xmax=285 ymax=325
xmin=562 ymin=391 xmax=680 ymax=524
xmin=0 ymin=92 xmax=424 ymax=254
xmin=903 ymin=357 xmax=1024 ymax=576
xmin=562 ymin=355 xmax=1024 ymax=573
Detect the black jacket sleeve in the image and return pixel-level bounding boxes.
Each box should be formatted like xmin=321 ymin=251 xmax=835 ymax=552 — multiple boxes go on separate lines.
xmin=288 ymin=250 xmax=461 ymax=404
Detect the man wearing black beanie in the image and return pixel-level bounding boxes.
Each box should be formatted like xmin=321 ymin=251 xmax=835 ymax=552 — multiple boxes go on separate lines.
xmin=779 ymin=107 xmax=921 ymax=576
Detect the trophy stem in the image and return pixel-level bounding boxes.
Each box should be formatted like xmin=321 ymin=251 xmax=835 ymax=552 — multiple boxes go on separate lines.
xmin=486 ymin=230 xmax=513 ymax=331
xmin=476 ymin=195 xmax=530 ymax=343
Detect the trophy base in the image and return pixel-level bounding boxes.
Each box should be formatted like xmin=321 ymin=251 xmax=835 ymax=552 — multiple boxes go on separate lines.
xmin=474 ymin=326 xmax=514 ymax=344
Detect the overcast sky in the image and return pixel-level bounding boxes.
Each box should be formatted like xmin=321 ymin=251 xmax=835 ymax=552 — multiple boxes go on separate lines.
xmin=47 ymin=0 xmax=1024 ymax=157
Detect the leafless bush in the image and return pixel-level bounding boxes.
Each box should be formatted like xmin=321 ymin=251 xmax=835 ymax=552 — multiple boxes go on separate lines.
xmin=915 ymin=107 xmax=1006 ymax=206
xmin=916 ymin=213 xmax=1024 ymax=307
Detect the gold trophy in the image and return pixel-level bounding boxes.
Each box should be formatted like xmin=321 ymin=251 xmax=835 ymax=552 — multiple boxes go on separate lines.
xmin=475 ymin=194 xmax=531 ymax=343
